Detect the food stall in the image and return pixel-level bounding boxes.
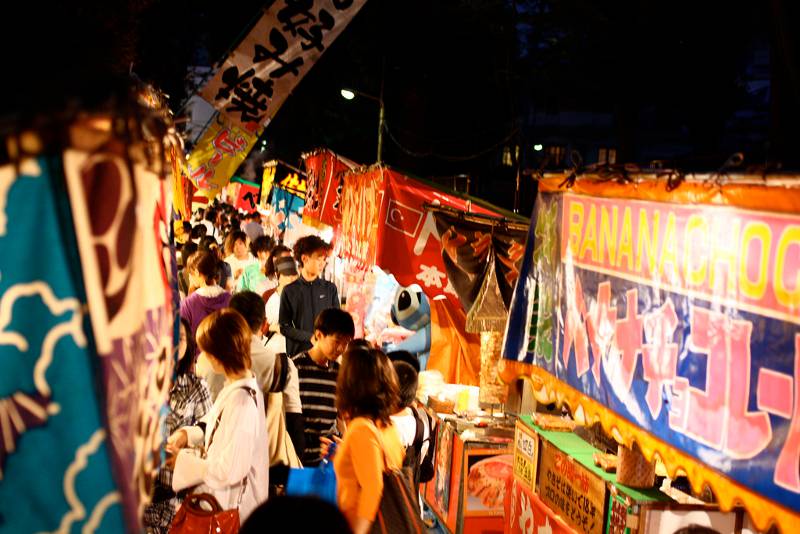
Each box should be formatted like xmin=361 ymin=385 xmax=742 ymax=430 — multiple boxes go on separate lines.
xmin=500 ymin=172 xmax=800 ymax=533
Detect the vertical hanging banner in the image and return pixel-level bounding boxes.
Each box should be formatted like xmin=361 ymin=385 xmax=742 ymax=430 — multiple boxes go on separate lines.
xmin=302 ymin=149 xmax=358 ymax=227
xmin=502 ymin=175 xmax=800 ymax=533
xmin=200 ymin=0 xmax=368 ymax=131
xmin=337 ymin=166 xmax=385 ymax=266
xmin=260 ymin=162 xmax=278 ymax=210
xmin=0 ymin=156 xmax=126 ymax=533
xmin=63 ymin=130 xmax=175 ymax=530
xmin=186 ymin=113 xmax=260 ymax=200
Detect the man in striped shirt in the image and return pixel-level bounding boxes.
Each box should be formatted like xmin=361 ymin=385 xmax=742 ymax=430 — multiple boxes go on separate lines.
xmin=292 ymin=308 xmax=355 ymax=466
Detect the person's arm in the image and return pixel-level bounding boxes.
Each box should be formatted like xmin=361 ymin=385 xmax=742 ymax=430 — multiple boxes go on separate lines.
xmin=279 ymin=287 xmax=313 ymax=345
xmin=331 ymin=283 xmax=340 ymax=309
xmin=348 ymin=422 xmax=386 ymax=532
xmin=283 ymin=359 xmax=305 ymax=455
xmin=173 ymin=391 xmax=258 ymax=491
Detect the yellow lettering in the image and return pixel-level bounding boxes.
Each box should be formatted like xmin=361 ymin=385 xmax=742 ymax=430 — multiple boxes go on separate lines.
xmin=617 ymin=207 xmax=633 ymax=271
xmin=599 ymin=205 xmax=619 ymax=266
xmin=579 ymin=204 xmax=598 ymax=262
xmin=740 ymin=221 xmax=771 ymax=300
xmin=659 ymin=212 xmax=679 ymax=282
xmin=683 ymin=214 xmax=709 ymax=287
xmin=567 ymin=200 xmax=585 ymax=259
xmin=636 ymin=209 xmax=660 ymax=276
xmin=774 ymin=225 xmax=800 ymax=309
xmin=710 ymin=218 xmax=741 ymax=297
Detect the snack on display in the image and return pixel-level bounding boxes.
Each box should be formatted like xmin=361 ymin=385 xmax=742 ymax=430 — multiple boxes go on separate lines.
xmin=428 ymin=395 xmax=455 ymax=414
xmin=592 ymin=452 xmax=619 ymax=472
xmin=532 ymin=412 xmax=577 ymax=431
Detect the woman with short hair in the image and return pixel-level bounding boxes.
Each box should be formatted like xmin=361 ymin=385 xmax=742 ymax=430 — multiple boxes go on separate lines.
xmin=167 ymin=309 xmax=270 ymax=523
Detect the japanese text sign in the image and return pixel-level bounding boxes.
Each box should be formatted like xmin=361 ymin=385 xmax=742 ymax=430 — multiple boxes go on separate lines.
xmin=539 ymin=441 xmax=607 ymax=534
xmin=200 ymin=0 xmax=367 ymax=130
xmin=503 ymin=189 xmax=800 ymax=517
xmin=303 ymin=149 xmax=356 ymax=227
xmin=513 ymin=419 xmax=539 ymax=490
xmin=186 ymin=113 xmax=259 ymax=199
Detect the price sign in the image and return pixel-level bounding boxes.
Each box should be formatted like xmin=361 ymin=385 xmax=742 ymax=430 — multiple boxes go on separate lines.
xmin=513 ymin=419 xmax=539 ymax=490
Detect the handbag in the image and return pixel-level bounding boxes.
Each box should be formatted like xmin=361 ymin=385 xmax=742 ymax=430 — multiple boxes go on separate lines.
xmin=369 ymin=422 xmax=426 ymax=534
xmin=169 ymin=387 xmax=257 ymax=534
xmin=168 ymin=493 xmax=240 ymax=534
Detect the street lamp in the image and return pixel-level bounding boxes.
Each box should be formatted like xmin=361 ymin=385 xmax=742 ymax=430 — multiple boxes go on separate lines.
xmin=340 ymin=87 xmax=385 ymax=163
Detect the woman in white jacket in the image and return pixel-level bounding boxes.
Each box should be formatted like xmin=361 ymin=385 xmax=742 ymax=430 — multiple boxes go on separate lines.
xmin=167 ymin=309 xmax=270 ymax=522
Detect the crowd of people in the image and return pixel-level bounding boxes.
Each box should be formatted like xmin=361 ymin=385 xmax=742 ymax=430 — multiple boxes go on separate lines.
xmin=146 ymin=201 xmax=436 ymax=534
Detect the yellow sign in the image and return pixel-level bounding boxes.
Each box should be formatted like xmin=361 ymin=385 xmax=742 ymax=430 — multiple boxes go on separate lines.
xmin=261 ymin=164 xmax=276 ymax=209
xmin=513 ymin=419 xmax=538 ymax=490
xmin=186 ymin=113 xmax=260 ymax=200
xmin=279 ymin=172 xmax=306 ymax=197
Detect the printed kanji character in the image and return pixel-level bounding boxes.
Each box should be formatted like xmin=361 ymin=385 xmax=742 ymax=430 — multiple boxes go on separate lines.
xmin=214 ymin=66 xmax=255 ymax=101
xmin=277 ymin=0 xmax=316 ymax=36
xmin=416 ymin=264 xmax=446 ymax=289
xmin=298 ymin=8 xmax=334 ymax=52
xmin=561 ymin=268 xmax=590 ymax=377
xmin=585 ymin=281 xmax=617 ymax=386
xmin=253 ymin=28 xmax=304 ymax=78
xmin=641 ymin=299 xmax=679 ymax=419
xmin=773 ymin=334 xmax=800 ymax=492
xmin=608 ymin=288 xmax=643 ymax=393
xmin=214 ymin=66 xmax=274 ymax=124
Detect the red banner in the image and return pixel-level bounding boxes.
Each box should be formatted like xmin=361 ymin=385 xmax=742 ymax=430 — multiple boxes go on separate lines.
xmin=378 ymin=169 xmax=496 ymax=309
xmin=337 ymin=167 xmax=385 ymax=265
xmin=233 ymin=181 xmax=261 ymax=212
xmin=505 ymin=475 xmax=576 ymax=534
xmin=303 ymin=149 xmax=357 ymax=228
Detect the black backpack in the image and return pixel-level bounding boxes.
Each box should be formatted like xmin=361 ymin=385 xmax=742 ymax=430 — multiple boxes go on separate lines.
xmin=402 ymin=406 xmax=437 ymax=487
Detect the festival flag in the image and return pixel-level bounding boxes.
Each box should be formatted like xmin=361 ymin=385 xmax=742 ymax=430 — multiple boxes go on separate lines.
xmin=302 ymin=149 xmax=358 ymax=228
xmin=186 ymin=113 xmax=260 ymax=200
xmin=63 ymin=124 xmax=175 ymax=529
xmin=0 ymin=156 xmax=127 ymax=533
xmin=200 ymin=0 xmax=367 ymax=131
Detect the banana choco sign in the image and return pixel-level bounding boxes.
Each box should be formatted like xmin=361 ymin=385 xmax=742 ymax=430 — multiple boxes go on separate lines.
xmin=502 ymin=175 xmax=800 ymax=532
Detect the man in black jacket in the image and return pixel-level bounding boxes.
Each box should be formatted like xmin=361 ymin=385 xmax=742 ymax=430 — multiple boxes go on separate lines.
xmin=279 ymin=235 xmax=340 ymax=356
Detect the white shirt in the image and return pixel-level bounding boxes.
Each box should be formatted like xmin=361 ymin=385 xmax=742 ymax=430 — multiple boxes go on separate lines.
xmin=202 ymin=335 xmax=301 ymax=414
xmin=172 ymin=375 xmax=269 ymax=521
xmin=225 ymin=254 xmax=258 ymax=284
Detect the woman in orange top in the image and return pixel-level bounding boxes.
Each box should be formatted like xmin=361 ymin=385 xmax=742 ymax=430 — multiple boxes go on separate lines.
xmin=333 ymin=345 xmax=404 ymax=534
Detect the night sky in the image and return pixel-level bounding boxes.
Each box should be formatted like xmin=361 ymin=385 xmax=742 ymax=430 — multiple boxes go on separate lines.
xmin=2 ymin=0 xmax=798 ymax=213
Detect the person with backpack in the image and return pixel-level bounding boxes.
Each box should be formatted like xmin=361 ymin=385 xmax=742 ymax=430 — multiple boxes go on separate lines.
xmin=390 ymin=359 xmax=436 ymax=492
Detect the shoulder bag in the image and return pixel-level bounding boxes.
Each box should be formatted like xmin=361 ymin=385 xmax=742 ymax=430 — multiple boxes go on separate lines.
xmin=169 ymin=387 xmax=257 ymax=534
xmin=369 ymin=421 xmax=426 ymax=534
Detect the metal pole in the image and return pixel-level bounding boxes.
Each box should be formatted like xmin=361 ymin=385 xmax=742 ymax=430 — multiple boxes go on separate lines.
xmin=377 ymin=102 xmax=385 ymax=164
xmin=377 ymin=55 xmax=385 ymax=164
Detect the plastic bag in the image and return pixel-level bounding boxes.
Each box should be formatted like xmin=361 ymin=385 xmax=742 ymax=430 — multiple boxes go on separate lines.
xmin=285 ymin=459 xmax=337 ymax=505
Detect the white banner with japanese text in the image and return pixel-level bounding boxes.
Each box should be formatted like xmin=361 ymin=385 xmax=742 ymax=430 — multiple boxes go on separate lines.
xmin=200 ymin=0 xmax=367 ymax=131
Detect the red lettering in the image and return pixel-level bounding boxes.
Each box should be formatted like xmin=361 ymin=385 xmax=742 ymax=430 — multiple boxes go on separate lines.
xmin=774 ymin=334 xmax=800 ymax=492
xmin=672 ymin=307 xmax=771 ymax=457
xmin=612 ymin=288 xmax=643 ymax=392
xmin=586 ymin=281 xmax=617 ymax=385
xmin=724 ymin=316 xmax=771 ymax=458
xmin=562 ymin=271 xmax=591 ymax=377
xmin=641 ymin=299 xmax=679 ymax=419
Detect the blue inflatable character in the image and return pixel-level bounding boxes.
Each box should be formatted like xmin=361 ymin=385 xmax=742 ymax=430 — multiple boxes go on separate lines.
xmin=384 ymin=284 xmax=432 ymax=370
